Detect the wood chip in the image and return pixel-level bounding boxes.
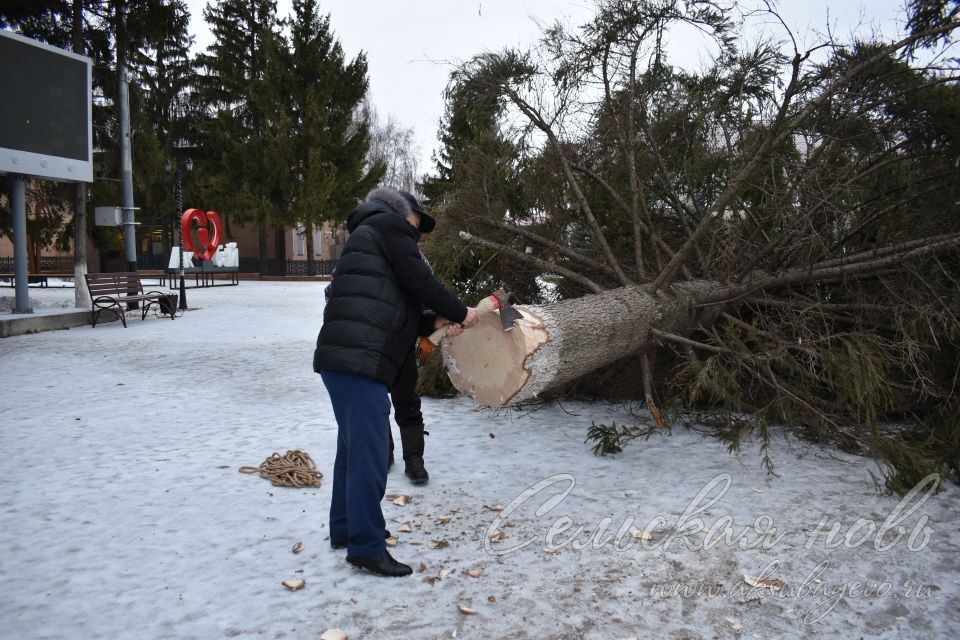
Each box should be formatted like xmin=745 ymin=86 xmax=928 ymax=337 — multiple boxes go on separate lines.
xmin=398 ymin=522 xmax=412 ymax=533
xmin=320 ymin=629 xmax=348 ymax=640
xmin=488 ymin=531 xmax=508 ymax=542
xmin=424 ymin=576 xmax=441 ymax=585
xmin=291 ymin=541 xmax=304 ymax=553
xmin=418 ymin=562 xmax=429 ymax=573
xmin=435 ymin=515 xmax=452 ymax=525
xmin=440 ymin=568 xmax=454 ymax=578
xmin=385 ymin=537 xmax=398 ymax=547
xmin=630 ymin=529 xmax=653 ymax=541
xmin=458 ymin=605 xmax=477 ymax=615
xmin=487 ymin=595 xmax=496 ymax=603
xmin=543 ymin=547 xmax=560 ymax=554
xmin=281 ymin=579 xmax=305 ymax=591
xmin=483 ymin=504 xmax=505 ymax=512
xmin=427 ymin=539 xmax=449 ymax=550
xmin=467 ymin=569 xmax=482 ymax=578
xmin=387 ymin=494 xmax=410 ymax=506
xmin=724 ymin=617 xmax=743 ymax=632
xmin=744 ymin=575 xmax=786 ymax=591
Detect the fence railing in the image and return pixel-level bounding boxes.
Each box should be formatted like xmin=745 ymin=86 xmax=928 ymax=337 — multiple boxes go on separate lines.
xmin=0 ymin=255 xmax=338 ymax=276
xmin=0 ymin=256 xmax=75 ymax=272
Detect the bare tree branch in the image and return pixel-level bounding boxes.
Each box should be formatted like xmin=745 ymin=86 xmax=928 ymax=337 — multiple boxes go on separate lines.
xmin=459 ymin=230 xmax=606 ymax=294
xmin=503 ymin=87 xmax=634 ymax=287
xmin=571 ymin=163 xmax=685 ymax=277
xmin=698 ymin=233 xmax=960 ymax=306
xmin=475 ymin=217 xmax=618 ymax=278
xmin=651 ymin=328 xmax=730 ymax=353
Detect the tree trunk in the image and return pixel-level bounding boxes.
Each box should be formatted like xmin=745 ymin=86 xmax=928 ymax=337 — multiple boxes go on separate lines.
xmin=73 ymin=183 xmax=90 ymax=308
xmin=71 ymin=0 xmax=90 ymax=308
xmin=27 ymin=231 xmax=41 ymax=274
xmin=257 ymin=219 xmax=268 ymax=274
xmin=442 ymin=281 xmax=718 ymax=406
xmin=305 ymin=222 xmax=316 ymax=276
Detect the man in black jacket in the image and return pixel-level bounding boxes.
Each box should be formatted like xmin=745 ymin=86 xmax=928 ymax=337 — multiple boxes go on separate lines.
xmin=314 ymin=187 xmax=479 ymax=577
xmin=325 ymin=193 xmax=436 ymax=485
xmin=390 ymin=190 xmax=437 ymax=485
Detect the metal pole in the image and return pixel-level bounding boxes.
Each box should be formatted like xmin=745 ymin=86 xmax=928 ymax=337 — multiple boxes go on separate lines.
xmin=175 ymin=169 xmax=188 ymax=309
xmin=10 ymin=175 xmax=32 ymax=314
xmin=119 ymin=63 xmax=137 ymax=273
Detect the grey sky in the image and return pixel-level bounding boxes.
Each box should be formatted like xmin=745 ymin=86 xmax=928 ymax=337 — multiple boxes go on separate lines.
xmin=184 ymin=0 xmax=909 ymax=176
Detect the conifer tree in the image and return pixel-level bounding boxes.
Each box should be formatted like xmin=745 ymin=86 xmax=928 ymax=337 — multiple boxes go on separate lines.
xmin=429 ymin=0 xmax=959 ymax=489
xmin=195 ymin=0 xmax=282 ymax=270
xmin=277 ymin=0 xmax=382 ymax=275
xmin=126 ymin=0 xmax=196 ymax=248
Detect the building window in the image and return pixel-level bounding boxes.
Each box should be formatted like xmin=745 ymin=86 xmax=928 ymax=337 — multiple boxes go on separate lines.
xmin=295 ymin=224 xmax=305 ymax=256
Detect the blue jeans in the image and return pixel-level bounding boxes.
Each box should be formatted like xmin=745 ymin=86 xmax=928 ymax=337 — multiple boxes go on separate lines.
xmin=320 ymin=369 xmax=391 ymax=557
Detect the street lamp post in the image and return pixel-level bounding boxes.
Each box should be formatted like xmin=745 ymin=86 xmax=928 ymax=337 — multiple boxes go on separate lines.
xmin=165 ymin=158 xmax=193 ymax=310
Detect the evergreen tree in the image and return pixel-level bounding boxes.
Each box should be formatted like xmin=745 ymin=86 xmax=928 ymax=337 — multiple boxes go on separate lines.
xmin=430 ymin=0 xmax=960 ymax=488
xmin=195 ymin=0 xmax=282 ymax=270
xmin=126 ymin=0 xmax=196 ymax=250
xmin=278 ymin=0 xmax=382 ymax=275
xmin=419 ymin=63 xmax=540 ymax=305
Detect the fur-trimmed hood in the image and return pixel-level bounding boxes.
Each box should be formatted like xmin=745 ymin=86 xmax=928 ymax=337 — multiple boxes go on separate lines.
xmin=345 ymin=186 xmax=412 ymax=233
xmin=365 ymin=187 xmax=412 ymax=218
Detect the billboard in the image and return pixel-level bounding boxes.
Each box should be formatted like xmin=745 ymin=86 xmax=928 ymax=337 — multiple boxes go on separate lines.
xmin=0 ymin=30 xmax=93 ymax=183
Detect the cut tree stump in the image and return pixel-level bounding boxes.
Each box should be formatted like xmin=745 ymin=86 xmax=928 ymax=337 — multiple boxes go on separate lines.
xmin=442 ymin=282 xmax=717 ymax=406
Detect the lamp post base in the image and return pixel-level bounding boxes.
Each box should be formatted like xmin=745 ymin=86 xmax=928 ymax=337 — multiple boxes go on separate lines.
xmin=178 ymin=275 xmax=188 ymax=310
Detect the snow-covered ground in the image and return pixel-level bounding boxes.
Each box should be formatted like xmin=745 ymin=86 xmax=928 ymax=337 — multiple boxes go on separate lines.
xmin=1 ymin=282 xmax=958 ymax=640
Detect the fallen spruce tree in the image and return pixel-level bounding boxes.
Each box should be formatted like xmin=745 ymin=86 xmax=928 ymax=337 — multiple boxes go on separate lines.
xmin=420 ymin=0 xmax=960 ymax=491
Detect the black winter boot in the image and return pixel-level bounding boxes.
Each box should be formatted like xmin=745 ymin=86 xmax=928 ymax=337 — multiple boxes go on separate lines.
xmin=404 ymin=455 xmax=429 ymax=485
xmin=399 ymin=425 xmax=429 ymax=484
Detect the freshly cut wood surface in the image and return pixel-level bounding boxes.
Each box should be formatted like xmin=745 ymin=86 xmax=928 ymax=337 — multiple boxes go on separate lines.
xmin=442 ymin=305 xmax=547 ymax=406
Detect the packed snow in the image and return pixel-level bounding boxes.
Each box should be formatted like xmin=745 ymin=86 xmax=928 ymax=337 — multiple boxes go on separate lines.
xmin=1 ymin=282 xmax=958 ymax=639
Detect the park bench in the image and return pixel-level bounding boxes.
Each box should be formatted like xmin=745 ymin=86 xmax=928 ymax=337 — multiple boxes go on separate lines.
xmin=84 ymin=272 xmax=175 ymax=328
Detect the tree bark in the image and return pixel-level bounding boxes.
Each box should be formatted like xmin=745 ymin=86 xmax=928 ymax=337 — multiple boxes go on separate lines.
xmin=305 ymin=222 xmax=316 ymax=276
xmin=442 ymin=280 xmax=718 ymax=406
xmin=72 ymin=0 xmax=90 ymax=308
xmin=73 ymin=183 xmax=90 ymax=308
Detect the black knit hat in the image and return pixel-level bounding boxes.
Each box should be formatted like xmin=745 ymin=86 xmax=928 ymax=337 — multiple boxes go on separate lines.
xmin=399 ymin=190 xmax=436 ymax=234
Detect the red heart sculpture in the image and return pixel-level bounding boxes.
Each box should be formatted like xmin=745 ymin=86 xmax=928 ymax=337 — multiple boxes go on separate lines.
xmin=181 ymin=208 xmax=223 ymax=261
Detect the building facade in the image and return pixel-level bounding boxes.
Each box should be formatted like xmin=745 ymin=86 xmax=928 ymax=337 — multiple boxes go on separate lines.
xmin=0 ymin=186 xmax=347 ymax=276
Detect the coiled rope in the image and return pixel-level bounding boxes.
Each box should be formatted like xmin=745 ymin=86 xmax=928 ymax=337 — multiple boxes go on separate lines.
xmin=239 ymin=450 xmax=323 ymax=488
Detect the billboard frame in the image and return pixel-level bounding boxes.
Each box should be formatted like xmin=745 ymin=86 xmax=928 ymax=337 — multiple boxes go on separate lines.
xmin=0 ymin=29 xmax=93 ymax=184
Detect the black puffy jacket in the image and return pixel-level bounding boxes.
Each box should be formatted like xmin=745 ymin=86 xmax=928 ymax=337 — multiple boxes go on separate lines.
xmin=313 ymin=197 xmax=467 ymax=386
